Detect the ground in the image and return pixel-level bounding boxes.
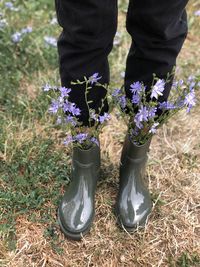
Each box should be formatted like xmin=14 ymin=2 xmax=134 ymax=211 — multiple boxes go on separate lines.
xmin=0 ymin=0 xmax=200 ymax=266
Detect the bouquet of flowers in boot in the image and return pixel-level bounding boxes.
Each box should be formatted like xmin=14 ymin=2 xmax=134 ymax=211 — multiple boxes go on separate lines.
xmin=43 ymin=72 xmax=199 ymax=147
xmin=112 ymin=74 xmax=199 ymax=145
xmin=43 ymin=73 xmax=111 ymax=148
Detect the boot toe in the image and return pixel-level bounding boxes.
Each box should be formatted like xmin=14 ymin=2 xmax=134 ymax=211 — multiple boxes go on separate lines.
xmin=58 ymin=200 xmax=94 ymax=239
xmin=119 ymin=206 xmax=152 ymax=230
xmin=117 ymin=197 xmax=152 ymax=230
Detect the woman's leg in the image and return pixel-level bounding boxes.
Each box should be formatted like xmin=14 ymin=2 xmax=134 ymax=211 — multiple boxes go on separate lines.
xmin=55 ymin=0 xmax=118 ymax=240
xmin=125 ymin=0 xmax=188 ymax=102
xmin=115 ymin=0 xmax=189 ymax=231
xmin=55 ymin=0 xmax=118 ymax=126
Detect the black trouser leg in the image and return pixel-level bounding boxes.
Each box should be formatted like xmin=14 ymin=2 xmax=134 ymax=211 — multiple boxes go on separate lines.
xmin=125 ymin=0 xmax=189 ymax=103
xmin=55 ymin=0 xmax=118 ymax=126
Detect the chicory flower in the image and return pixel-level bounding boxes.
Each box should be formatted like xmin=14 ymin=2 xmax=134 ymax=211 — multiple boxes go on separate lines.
xmin=89 ymin=73 xmax=102 ymax=84
xmin=151 ymin=79 xmax=165 ymax=99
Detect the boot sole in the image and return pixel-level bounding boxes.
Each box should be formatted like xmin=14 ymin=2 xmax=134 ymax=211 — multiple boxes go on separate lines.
xmin=57 ymin=208 xmax=93 ymax=241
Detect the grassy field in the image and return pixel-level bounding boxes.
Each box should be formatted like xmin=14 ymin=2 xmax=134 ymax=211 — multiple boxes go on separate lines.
xmin=0 ymin=0 xmax=200 ymax=266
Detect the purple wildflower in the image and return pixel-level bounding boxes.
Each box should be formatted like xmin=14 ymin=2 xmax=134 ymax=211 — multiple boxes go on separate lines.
xmin=69 ymin=103 xmax=81 ymax=116
xmin=131 ymin=127 xmax=140 ymax=137
xmin=112 ymin=88 xmax=121 ymax=97
xmin=194 ymin=10 xmax=200 ymax=16
xmin=74 ymin=133 xmax=88 ymax=143
xmin=112 ymin=88 xmax=127 ymax=109
xmin=63 ymin=101 xmax=70 ymax=113
xmin=21 ymin=26 xmax=33 ymax=34
xmin=179 ymin=79 xmax=184 ymax=86
xmin=59 ymin=87 xmax=71 ymax=98
xmin=134 ymin=115 xmax=143 ymax=129
xmin=134 ymin=105 xmax=149 ymax=129
xmin=149 ymin=122 xmax=159 ymax=134
xmin=136 ymin=106 xmax=149 ymax=121
xmin=99 ymin=113 xmax=110 ymax=124
xmin=151 ymin=79 xmax=165 ymax=99
xmin=131 ymin=93 xmax=140 ymax=105
xmin=130 ymin=82 xmax=143 ymax=105
xmin=176 ymin=98 xmax=185 ymax=108
xmin=130 ymin=81 xmax=143 ymax=94
xmin=184 ymin=90 xmax=196 ymax=112
xmin=90 ymin=110 xmax=99 ymax=122
xmin=11 ymin=32 xmax=22 ymax=43
xmin=187 ymin=75 xmax=195 ymax=83
xmin=119 ymin=95 xmax=127 ymax=109
xmin=89 ymin=73 xmax=102 ymax=85
xmin=63 ymin=101 xmax=81 ymax=116
xmin=90 ymin=137 xmax=99 ymax=146
xmin=43 ymin=83 xmax=52 ymax=92
xmin=49 ymin=99 xmax=60 ymax=114
xmin=159 ymin=101 xmax=176 ymax=110
xmin=11 ymin=26 xmax=32 ymax=43
xmin=172 ymin=81 xmax=178 ymax=90
xmin=65 ymin=115 xmax=77 ymax=127
xmin=5 ymin=2 xmax=13 ymax=8
xmin=158 ymin=101 xmax=167 ymax=110
xmin=167 ymin=102 xmax=176 ymax=110
xmin=56 ymin=116 xmax=62 ymax=125
xmin=57 ymin=96 xmax=65 ymax=107
xmin=5 ymin=2 xmax=19 ymax=11
xmin=148 ymin=106 xmax=157 ymax=119
xmin=172 ymin=80 xmax=183 ymax=90
xmin=44 ymin=36 xmax=57 ymax=47
xmin=63 ymin=135 xmax=73 ymax=145
xmin=189 ymin=81 xmax=196 ymax=91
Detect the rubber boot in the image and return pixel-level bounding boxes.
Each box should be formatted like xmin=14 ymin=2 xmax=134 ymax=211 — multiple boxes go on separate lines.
xmin=115 ymin=134 xmax=152 ymax=231
xmin=58 ymin=143 xmax=100 ymax=240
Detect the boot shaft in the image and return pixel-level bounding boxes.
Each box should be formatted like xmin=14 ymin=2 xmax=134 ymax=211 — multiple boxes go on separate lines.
xmin=58 ymin=143 xmax=100 ymax=240
xmin=73 ymin=143 xmax=100 ymax=169
xmin=121 ymin=134 xmax=151 ymax=163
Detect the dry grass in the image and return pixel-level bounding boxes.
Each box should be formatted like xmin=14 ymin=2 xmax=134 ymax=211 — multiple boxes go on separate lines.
xmin=1 ymin=103 xmax=200 ymax=266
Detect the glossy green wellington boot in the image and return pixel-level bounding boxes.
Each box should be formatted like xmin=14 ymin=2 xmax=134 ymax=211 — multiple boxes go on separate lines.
xmin=58 ymin=143 xmax=100 ymax=240
xmin=115 ymin=134 xmax=152 ymax=231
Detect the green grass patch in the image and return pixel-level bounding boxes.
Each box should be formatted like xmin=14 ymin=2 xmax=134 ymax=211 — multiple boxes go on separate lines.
xmin=0 ymin=136 xmax=70 ymax=239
